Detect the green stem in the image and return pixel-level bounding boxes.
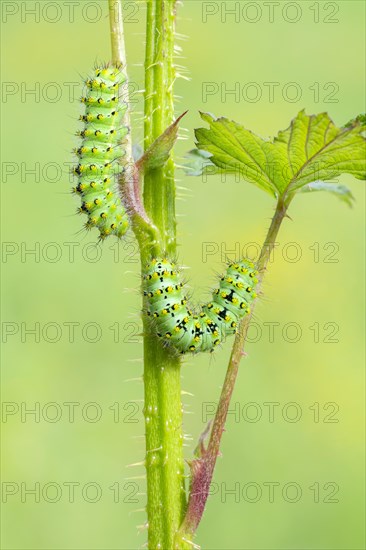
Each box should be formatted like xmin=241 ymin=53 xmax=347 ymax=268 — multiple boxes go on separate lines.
xmin=108 ymin=0 xmax=132 ymax=162
xmin=109 ymin=0 xmax=160 ymax=254
xmin=178 ymin=196 xmax=291 ymax=540
xmin=108 ymin=0 xmax=126 ymax=66
xmin=109 ymin=1 xmax=185 ymax=547
xmin=142 ymin=1 xmax=187 ymax=548
xmin=144 ymin=0 xmax=177 ymax=255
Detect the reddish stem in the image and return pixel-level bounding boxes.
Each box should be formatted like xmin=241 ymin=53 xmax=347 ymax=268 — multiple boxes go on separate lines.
xmin=178 ymin=197 xmax=290 ymax=538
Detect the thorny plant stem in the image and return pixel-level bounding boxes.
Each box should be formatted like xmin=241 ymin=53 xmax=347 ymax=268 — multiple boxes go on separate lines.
xmin=109 ymin=0 xmax=159 ymax=251
xmin=108 ymin=0 xmax=132 ymax=163
xmin=110 ymin=1 xmax=291 ymax=547
xmin=110 ymin=1 xmax=187 ymax=548
xmin=142 ymin=2 xmax=188 ymax=549
xmin=177 ymin=197 xmax=291 ymax=540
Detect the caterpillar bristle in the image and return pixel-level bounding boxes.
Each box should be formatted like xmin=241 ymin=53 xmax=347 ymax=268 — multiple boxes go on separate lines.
xmin=72 ymin=64 xmax=130 ymax=241
xmin=143 ymin=258 xmax=258 ymax=354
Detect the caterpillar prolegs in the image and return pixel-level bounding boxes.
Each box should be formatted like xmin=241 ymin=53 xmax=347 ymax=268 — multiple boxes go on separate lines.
xmin=144 ymin=258 xmax=259 ymax=354
xmin=73 ymin=65 xmax=130 ymax=239
xmin=72 ymin=68 xmax=258 ymax=353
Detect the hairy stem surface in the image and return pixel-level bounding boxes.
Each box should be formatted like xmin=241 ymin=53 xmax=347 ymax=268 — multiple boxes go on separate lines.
xmin=142 ymin=2 xmax=187 ymax=549
xmin=109 ymin=2 xmax=186 ymax=548
xmin=108 ymin=0 xmax=132 ymax=162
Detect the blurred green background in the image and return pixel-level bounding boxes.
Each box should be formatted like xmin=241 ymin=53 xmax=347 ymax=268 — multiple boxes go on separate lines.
xmin=1 ymin=1 xmax=365 ymax=548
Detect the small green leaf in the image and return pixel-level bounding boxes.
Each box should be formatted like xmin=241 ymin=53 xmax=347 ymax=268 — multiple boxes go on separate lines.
xmin=300 ymin=181 xmax=355 ymax=207
xmin=194 ymin=110 xmax=366 ymax=203
xmin=182 ymin=149 xmax=215 ymax=176
xmin=137 ymin=111 xmax=188 ymax=173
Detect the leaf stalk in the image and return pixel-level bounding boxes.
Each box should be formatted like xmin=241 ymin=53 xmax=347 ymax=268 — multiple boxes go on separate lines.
xmin=177 ymin=197 xmax=291 ymax=540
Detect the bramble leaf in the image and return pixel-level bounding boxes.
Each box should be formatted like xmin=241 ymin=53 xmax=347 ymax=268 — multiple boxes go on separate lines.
xmin=300 ymin=181 xmax=355 ymax=207
xmin=194 ymin=110 xmax=366 ymax=203
xmin=195 ymin=112 xmax=278 ymax=197
xmin=182 ymin=149 xmax=215 ymax=176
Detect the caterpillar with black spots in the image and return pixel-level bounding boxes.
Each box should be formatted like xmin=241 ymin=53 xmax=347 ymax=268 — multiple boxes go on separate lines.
xmin=72 ymin=64 xmax=130 ymax=240
xmin=143 ymin=258 xmax=259 ymax=354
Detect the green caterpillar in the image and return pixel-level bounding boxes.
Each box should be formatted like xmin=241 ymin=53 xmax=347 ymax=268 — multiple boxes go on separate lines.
xmin=144 ymin=258 xmax=259 ymax=354
xmin=73 ymin=64 xmax=130 ymax=239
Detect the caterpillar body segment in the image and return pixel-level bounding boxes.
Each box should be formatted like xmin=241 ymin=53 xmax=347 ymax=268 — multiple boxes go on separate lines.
xmin=143 ymin=258 xmax=259 ymax=354
xmin=73 ymin=65 xmax=130 ymax=240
